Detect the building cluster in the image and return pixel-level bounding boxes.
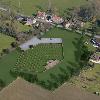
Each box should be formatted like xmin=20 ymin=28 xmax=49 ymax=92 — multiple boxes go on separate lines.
xmin=90 ymin=52 xmax=100 ymax=64
xmin=16 ymin=11 xmax=85 ymax=30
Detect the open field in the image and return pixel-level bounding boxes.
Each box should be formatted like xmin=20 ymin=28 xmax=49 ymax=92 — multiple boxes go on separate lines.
xmin=0 ymin=50 xmax=18 ymax=85
xmin=0 ymin=33 xmax=15 ymax=53
xmin=15 ymin=43 xmax=63 ymax=73
xmin=1 ymin=0 xmax=87 ymax=15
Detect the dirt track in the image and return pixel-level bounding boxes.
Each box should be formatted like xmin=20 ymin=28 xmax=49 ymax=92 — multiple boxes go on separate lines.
xmin=0 ymin=78 xmax=100 ymax=100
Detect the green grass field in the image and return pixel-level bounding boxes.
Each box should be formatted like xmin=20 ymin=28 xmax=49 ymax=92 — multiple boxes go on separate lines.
xmin=1 ymin=0 xmax=87 ymax=15
xmin=0 ymin=28 xmax=81 ymax=85
xmin=15 ymin=44 xmax=63 ymax=73
xmin=69 ymin=64 xmax=100 ymax=93
xmin=0 ymin=50 xmax=18 ymax=85
xmin=0 ymin=33 xmax=15 ymax=53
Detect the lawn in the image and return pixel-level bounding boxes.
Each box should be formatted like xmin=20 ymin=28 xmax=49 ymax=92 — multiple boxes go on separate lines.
xmin=0 ymin=33 xmax=15 ymax=53
xmin=15 ymin=43 xmax=63 ymax=73
xmin=0 ymin=50 xmax=18 ymax=85
xmin=37 ymin=28 xmax=81 ymax=84
xmin=1 ymin=0 xmax=87 ymax=15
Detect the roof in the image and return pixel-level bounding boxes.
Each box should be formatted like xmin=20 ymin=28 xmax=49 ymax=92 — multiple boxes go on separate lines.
xmin=52 ymin=15 xmax=63 ymax=23
xmin=37 ymin=11 xmax=46 ymax=17
xmin=0 ymin=78 xmax=100 ymax=100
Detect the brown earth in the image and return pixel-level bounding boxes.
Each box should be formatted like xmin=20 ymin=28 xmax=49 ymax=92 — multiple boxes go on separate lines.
xmin=45 ymin=60 xmax=59 ymax=70
xmin=0 ymin=78 xmax=100 ymax=100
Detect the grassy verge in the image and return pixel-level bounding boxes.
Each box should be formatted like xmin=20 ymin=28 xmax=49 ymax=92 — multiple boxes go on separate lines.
xmin=35 ymin=28 xmax=81 ymax=89
xmin=0 ymin=50 xmax=18 ymax=85
xmin=0 ymin=33 xmax=15 ymax=53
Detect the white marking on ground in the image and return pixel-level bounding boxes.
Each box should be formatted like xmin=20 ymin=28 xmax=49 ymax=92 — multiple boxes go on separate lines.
xmin=20 ymin=37 xmax=62 ymax=50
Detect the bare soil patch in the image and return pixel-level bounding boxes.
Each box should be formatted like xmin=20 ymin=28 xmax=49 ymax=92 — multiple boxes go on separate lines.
xmin=45 ymin=60 xmax=60 ymax=70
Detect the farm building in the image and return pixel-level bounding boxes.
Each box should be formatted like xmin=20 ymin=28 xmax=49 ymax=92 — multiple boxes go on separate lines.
xmin=25 ymin=18 xmax=33 ymax=26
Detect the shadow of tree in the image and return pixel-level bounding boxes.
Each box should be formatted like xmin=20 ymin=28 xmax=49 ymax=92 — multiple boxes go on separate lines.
xmin=72 ymin=37 xmax=82 ymax=63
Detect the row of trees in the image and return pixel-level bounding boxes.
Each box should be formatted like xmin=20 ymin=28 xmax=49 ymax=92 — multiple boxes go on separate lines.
xmin=10 ymin=69 xmax=38 ymax=83
xmin=0 ymin=7 xmax=18 ymax=36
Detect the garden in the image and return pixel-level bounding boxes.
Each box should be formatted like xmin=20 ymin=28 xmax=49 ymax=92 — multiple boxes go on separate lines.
xmin=0 ymin=50 xmax=18 ymax=85
xmin=15 ymin=43 xmax=63 ymax=73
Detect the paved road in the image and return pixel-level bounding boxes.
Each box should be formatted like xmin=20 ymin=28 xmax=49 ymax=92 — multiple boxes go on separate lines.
xmin=75 ymin=30 xmax=100 ymax=39
xmin=20 ymin=37 xmax=62 ymax=51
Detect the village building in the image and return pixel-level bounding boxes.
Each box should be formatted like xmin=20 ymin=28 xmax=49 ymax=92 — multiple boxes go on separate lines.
xmin=52 ymin=15 xmax=64 ymax=24
xmin=90 ymin=52 xmax=100 ymax=64
xmin=91 ymin=38 xmax=100 ymax=47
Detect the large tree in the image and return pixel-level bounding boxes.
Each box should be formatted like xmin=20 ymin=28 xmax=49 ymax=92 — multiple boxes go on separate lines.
xmin=0 ymin=2 xmax=18 ymax=36
xmin=78 ymin=3 xmax=95 ymax=21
